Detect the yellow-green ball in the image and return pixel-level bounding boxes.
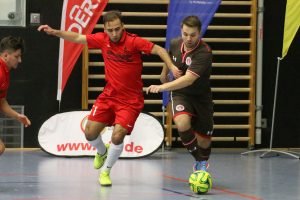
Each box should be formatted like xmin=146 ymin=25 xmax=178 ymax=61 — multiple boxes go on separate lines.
xmin=189 ymin=170 xmax=212 ymax=194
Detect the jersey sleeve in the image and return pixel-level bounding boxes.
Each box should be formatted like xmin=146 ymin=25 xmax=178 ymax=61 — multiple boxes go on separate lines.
xmin=0 ymin=81 xmax=7 ymax=99
xmin=133 ymin=36 xmax=154 ymax=55
xmin=0 ymin=90 xmax=7 ymax=99
xmin=0 ymin=72 xmax=7 ymax=98
xmin=86 ymin=33 xmax=105 ymax=49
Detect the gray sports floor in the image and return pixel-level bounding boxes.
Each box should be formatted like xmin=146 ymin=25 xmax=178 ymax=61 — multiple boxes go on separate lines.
xmin=0 ymin=148 xmax=300 ymax=200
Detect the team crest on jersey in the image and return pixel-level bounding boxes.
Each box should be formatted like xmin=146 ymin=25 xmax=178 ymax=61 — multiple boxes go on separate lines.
xmin=185 ymin=57 xmax=192 ymax=65
xmin=176 ymin=104 xmax=185 ymax=111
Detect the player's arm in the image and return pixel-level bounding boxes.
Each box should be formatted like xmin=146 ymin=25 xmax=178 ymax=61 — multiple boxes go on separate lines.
xmin=0 ymin=98 xmax=31 ymax=127
xmin=151 ymin=44 xmax=182 ymax=78
xmin=160 ymin=64 xmax=170 ymax=83
xmin=37 ymin=24 xmax=87 ymax=44
xmin=146 ymin=71 xmax=198 ymax=94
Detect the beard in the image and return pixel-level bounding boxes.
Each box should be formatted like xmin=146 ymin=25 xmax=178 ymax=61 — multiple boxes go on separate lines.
xmin=184 ymin=41 xmax=197 ymax=50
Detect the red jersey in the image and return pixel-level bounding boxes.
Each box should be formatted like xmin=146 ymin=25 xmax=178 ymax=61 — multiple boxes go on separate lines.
xmin=86 ymin=31 xmax=154 ymax=103
xmin=0 ymin=58 xmax=10 ymax=99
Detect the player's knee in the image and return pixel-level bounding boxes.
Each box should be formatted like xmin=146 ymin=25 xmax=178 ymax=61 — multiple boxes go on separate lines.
xmin=196 ymin=136 xmax=211 ymax=149
xmin=176 ymin=123 xmax=191 ymax=132
xmin=111 ymin=132 xmax=126 ymax=145
xmin=199 ymin=140 xmax=211 ymax=149
xmin=84 ymin=128 xmax=98 ymax=141
xmin=0 ymin=142 xmax=5 ymax=156
xmin=174 ymin=117 xmax=191 ymax=132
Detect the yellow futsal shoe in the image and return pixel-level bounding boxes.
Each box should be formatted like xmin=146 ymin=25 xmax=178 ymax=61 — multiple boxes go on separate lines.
xmin=99 ymin=171 xmax=112 ymax=186
xmin=94 ymin=144 xmax=109 ymax=169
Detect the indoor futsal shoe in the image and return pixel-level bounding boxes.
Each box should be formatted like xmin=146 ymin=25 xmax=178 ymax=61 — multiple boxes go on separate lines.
xmin=94 ymin=144 xmax=110 ymax=169
xmin=193 ymin=160 xmax=209 ymax=172
xmin=99 ymin=171 xmax=112 ymax=186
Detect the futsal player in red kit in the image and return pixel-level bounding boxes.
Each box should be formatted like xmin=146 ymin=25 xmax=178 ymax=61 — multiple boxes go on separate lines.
xmin=38 ymin=10 xmax=180 ymax=186
xmin=0 ymin=36 xmax=31 ymax=155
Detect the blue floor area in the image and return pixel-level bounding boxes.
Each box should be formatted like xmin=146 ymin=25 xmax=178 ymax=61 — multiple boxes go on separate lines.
xmin=0 ymin=148 xmax=299 ymax=200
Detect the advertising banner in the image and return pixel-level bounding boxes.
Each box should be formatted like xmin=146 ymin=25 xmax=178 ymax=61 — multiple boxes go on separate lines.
xmin=38 ymin=111 xmax=164 ymax=158
xmin=57 ymin=0 xmax=108 ymax=100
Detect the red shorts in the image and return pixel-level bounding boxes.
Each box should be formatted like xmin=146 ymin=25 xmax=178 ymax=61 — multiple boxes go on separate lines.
xmin=88 ymin=94 xmax=144 ymax=134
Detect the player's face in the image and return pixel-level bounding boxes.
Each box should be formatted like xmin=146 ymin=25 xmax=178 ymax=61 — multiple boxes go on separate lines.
xmin=4 ymin=49 xmax=22 ymax=70
xmin=181 ymin=24 xmax=200 ymax=50
xmin=104 ymin=18 xmax=124 ymax=43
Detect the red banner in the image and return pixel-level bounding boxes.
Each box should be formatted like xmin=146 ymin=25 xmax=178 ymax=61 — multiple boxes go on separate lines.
xmin=57 ymin=0 xmax=108 ymax=100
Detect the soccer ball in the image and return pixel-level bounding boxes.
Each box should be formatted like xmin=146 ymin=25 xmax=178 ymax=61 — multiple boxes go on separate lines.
xmin=189 ymin=170 xmax=212 ymax=194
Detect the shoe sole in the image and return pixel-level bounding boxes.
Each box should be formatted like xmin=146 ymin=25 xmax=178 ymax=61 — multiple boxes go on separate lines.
xmin=99 ymin=178 xmax=112 ymax=187
xmin=100 ymin=183 xmax=112 ymax=187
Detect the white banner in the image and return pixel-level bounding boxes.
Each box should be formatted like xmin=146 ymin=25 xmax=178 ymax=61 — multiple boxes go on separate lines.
xmin=38 ymin=111 xmax=164 ymax=158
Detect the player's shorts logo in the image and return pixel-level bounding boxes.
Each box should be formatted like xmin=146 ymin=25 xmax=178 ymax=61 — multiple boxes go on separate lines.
xmin=176 ymin=104 xmax=185 ymax=111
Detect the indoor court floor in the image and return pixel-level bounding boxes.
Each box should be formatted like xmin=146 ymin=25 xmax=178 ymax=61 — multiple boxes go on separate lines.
xmin=1 ymin=148 xmax=300 ymax=200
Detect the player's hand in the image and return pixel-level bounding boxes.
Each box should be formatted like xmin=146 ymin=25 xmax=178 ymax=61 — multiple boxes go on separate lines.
xmin=37 ymin=25 xmax=57 ymax=36
xmin=146 ymin=85 xmax=164 ymax=94
xmin=170 ymin=64 xmax=182 ymax=79
xmin=17 ymin=114 xmax=31 ymax=127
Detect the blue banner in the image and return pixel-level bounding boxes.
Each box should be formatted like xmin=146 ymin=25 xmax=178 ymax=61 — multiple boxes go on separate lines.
xmin=163 ymin=0 xmax=221 ymax=106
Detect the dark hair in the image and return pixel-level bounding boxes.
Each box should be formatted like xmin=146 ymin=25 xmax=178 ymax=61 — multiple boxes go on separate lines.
xmin=0 ymin=36 xmax=24 ymax=54
xmin=103 ymin=10 xmax=123 ymax=24
xmin=181 ymin=16 xmax=202 ymax=32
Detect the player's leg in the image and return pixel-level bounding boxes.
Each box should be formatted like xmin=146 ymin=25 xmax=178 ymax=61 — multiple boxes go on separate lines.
xmin=192 ymin=133 xmax=211 ymax=171
xmin=192 ymin=101 xmax=214 ymax=171
xmin=171 ymin=95 xmax=211 ymax=171
xmin=85 ymin=120 xmax=108 ymax=169
xmin=173 ymin=114 xmax=204 ymax=164
xmin=103 ymin=124 xmax=127 ymax=170
xmin=99 ymin=101 xmax=142 ymax=186
xmin=175 ymin=116 xmax=211 ymax=171
xmin=99 ymin=124 xmax=128 ymax=186
xmin=171 ymin=96 xmax=200 ymax=161
xmin=86 ymin=98 xmax=114 ymax=169
xmin=0 ymin=139 xmax=5 ymax=155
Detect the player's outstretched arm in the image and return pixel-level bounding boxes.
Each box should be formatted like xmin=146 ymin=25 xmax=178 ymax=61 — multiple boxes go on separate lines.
xmin=37 ymin=24 xmax=87 ymax=44
xmin=151 ymin=45 xmax=182 ymax=78
xmin=16 ymin=114 xmax=31 ymax=127
xmin=146 ymin=71 xmax=197 ymax=94
xmin=0 ymin=98 xmax=31 ymax=127
xmin=160 ymin=64 xmax=170 ymax=83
